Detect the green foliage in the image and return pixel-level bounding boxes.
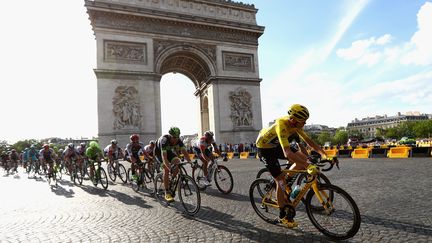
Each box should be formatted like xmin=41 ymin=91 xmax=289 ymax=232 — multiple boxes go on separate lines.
xmin=317 ymin=131 xmax=332 ymax=146
xmin=12 ymin=139 xmax=40 ymax=153
xmin=0 ymin=140 xmax=11 ymax=154
xmin=348 ymin=130 xmax=364 ymax=140
xmin=332 ymin=129 xmax=348 ymax=145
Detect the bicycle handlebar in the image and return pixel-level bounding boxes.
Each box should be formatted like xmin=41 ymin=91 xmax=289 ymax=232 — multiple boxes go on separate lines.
xmin=308 ymin=154 xmax=340 ymax=172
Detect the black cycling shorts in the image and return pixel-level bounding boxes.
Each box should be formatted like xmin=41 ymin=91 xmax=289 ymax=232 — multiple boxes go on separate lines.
xmin=193 ymin=147 xmax=212 ymax=158
xmin=257 ymin=146 xmax=286 ymax=178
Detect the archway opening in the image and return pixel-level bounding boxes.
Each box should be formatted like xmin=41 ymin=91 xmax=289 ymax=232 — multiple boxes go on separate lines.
xmin=160 ymin=72 xmax=199 ymax=137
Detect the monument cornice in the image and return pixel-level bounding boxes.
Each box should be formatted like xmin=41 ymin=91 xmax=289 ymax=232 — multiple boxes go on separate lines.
xmin=94 ymin=69 xmax=162 ymax=80
xmin=86 ymin=3 xmax=263 ymax=45
xmin=85 ymin=0 xmax=262 ymax=26
xmin=209 ymin=76 xmax=262 ymax=84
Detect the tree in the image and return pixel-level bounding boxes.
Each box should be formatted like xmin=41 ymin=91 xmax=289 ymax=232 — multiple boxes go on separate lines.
xmin=317 ymin=131 xmax=332 ymax=146
xmin=332 ymin=130 xmax=348 ymax=146
xmin=413 ymin=120 xmax=432 ymax=138
xmin=0 ymin=140 xmax=11 ymax=154
xmin=13 ymin=139 xmax=39 ymax=153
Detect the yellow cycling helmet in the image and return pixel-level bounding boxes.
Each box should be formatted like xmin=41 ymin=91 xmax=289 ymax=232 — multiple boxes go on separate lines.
xmin=288 ymin=104 xmax=309 ymax=122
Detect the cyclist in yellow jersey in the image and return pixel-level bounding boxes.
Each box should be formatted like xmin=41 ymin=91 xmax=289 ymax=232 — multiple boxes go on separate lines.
xmin=256 ymin=104 xmax=327 ymax=228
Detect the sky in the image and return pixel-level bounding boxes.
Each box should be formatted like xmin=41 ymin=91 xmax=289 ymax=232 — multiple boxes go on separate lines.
xmin=1 ymin=0 xmax=431 ymax=144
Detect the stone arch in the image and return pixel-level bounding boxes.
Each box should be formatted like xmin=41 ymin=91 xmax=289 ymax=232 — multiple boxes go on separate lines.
xmin=155 ymin=44 xmax=216 ymax=89
xmin=85 ymin=0 xmax=265 ymax=147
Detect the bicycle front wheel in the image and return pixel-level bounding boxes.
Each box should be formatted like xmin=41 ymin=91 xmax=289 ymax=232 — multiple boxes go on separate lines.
xmin=191 ymin=165 xmax=207 ymax=191
xmin=74 ymin=166 xmax=83 ymax=185
xmin=153 ymin=173 xmax=168 ymax=207
xmin=305 ymin=183 xmax=361 ymax=240
xmin=249 ymin=178 xmax=279 ymax=224
xmin=214 ymin=165 xmax=233 ymax=194
xmin=118 ymin=164 xmax=127 ymax=184
xmin=178 ymin=174 xmax=201 ymax=215
xmin=107 ymin=164 xmax=116 ymax=182
xmin=98 ymin=168 xmax=109 ymax=190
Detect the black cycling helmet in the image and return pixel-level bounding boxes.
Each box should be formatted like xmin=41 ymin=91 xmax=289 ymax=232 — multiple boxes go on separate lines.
xmin=149 ymin=140 xmax=155 ymax=145
xmin=204 ymin=130 xmax=214 ymax=138
xmin=111 ymin=139 xmax=118 ymax=145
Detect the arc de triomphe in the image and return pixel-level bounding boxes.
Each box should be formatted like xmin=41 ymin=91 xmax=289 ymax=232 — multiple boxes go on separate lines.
xmin=85 ymin=0 xmax=264 ymax=147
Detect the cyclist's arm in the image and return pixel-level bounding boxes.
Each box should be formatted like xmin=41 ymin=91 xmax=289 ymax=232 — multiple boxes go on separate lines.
xmin=298 ymin=130 xmax=327 ymax=158
xmin=161 ymin=150 xmax=170 ymax=168
xmin=199 ymin=145 xmax=211 ymax=162
xmin=180 ymin=147 xmax=192 ymax=163
xmin=211 ymin=142 xmax=221 ymax=156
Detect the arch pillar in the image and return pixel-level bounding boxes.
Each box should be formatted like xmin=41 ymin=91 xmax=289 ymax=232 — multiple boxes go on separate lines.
xmin=203 ymin=77 xmax=262 ymax=144
xmin=94 ymin=69 xmax=162 ymax=147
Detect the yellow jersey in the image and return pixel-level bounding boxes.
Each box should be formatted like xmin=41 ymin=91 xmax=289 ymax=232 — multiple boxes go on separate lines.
xmin=256 ymin=115 xmax=308 ymax=149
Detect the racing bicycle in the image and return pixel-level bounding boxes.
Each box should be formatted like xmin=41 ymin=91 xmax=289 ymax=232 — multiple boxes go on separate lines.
xmin=249 ymin=157 xmax=361 ymax=240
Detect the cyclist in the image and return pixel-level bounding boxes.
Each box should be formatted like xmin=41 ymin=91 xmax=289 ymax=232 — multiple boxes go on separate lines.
xmin=256 ymin=104 xmax=327 ymax=228
xmin=64 ymin=143 xmax=79 ymax=176
xmin=21 ymin=148 xmax=29 ymax=169
xmin=154 ymin=127 xmax=192 ymax=202
xmin=143 ymin=140 xmax=156 ymax=173
xmin=192 ymin=131 xmax=221 ymax=186
xmin=125 ymin=134 xmax=145 ymax=182
xmin=85 ymin=141 xmax=104 ymax=180
xmin=9 ymin=149 xmax=20 ymax=174
xmin=39 ymin=144 xmax=57 ymax=178
xmin=28 ymin=145 xmax=39 ymax=170
xmin=104 ymin=139 xmax=124 ymax=166
xmin=1 ymin=151 xmax=9 ymax=172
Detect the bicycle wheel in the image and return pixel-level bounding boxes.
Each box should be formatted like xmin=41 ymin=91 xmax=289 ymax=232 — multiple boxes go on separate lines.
xmin=98 ymin=168 xmax=109 ymax=190
xmin=55 ymin=165 xmax=62 ymax=181
xmin=131 ymin=171 xmax=142 ymax=192
xmin=191 ymin=165 xmax=207 ymax=190
xmin=117 ymin=164 xmax=127 ymax=184
xmin=256 ymin=167 xmax=272 ymax=180
xmin=214 ymin=165 xmax=233 ymax=194
xmin=298 ymin=173 xmax=332 ymax=210
xmin=154 ymin=173 xmax=168 ymax=206
xmin=249 ymin=178 xmax=280 ymax=224
xmin=107 ymin=164 xmax=116 ymax=182
xmin=178 ymin=174 xmax=201 ymax=215
xmin=305 ymin=183 xmax=361 ymax=240
xmin=74 ymin=166 xmax=83 ymax=185
xmin=127 ymin=168 xmax=132 ymax=184
xmin=26 ymin=162 xmax=32 ymax=174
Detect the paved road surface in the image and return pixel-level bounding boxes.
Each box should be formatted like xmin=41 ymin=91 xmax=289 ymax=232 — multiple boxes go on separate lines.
xmin=1 ymin=158 xmax=431 ymax=242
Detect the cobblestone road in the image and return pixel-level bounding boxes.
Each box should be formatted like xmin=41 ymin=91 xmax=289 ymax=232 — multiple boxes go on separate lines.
xmin=1 ymin=158 xmax=431 ymax=242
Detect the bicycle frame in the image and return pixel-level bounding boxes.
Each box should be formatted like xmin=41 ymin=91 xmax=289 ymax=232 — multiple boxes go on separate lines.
xmin=262 ymin=165 xmax=333 ymax=212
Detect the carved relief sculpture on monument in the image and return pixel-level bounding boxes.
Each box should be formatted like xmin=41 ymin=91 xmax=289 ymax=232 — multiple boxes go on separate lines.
xmin=229 ymin=88 xmax=253 ymax=127
xmin=112 ymin=86 xmax=142 ymax=130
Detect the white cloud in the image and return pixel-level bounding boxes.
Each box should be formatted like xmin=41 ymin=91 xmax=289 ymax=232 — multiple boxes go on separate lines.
xmin=338 ymin=2 xmax=432 ymax=67
xmin=336 ymin=34 xmax=392 ymax=66
xmin=402 ymin=2 xmax=432 ymax=65
xmin=351 ymin=71 xmax=432 ymax=105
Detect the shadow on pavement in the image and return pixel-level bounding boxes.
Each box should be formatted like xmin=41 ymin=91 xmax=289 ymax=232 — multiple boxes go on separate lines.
xmin=362 ymin=214 xmax=432 ymax=237
xmin=181 ymin=206 xmax=327 ymax=242
xmin=50 ymin=184 xmax=75 ymax=198
xmin=201 ymin=187 xmax=249 ymax=202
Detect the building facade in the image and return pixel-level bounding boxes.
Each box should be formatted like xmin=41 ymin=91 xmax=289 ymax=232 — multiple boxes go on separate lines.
xmin=347 ymin=112 xmax=430 ymax=138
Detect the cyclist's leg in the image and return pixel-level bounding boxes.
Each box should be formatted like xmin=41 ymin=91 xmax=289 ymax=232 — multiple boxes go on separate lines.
xmin=258 ymin=147 xmax=287 ymax=214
